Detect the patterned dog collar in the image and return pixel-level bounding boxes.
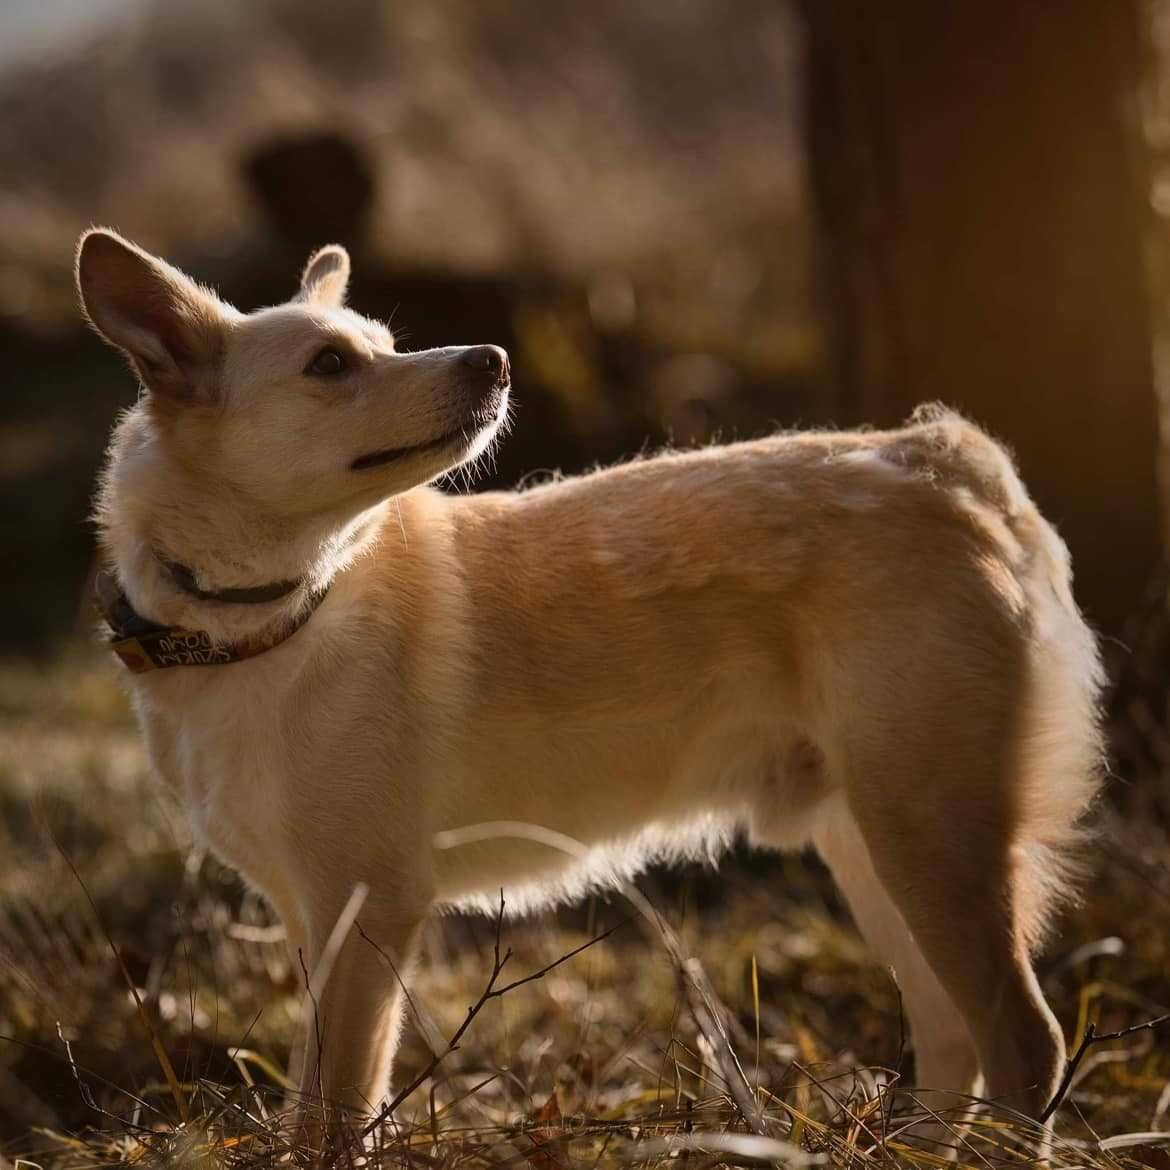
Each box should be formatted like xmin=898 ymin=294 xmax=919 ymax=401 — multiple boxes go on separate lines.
xmin=95 ymin=571 xmax=327 ymax=673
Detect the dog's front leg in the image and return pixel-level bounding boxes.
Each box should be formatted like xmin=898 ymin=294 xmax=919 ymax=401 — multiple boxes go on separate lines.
xmin=296 ymin=909 xmax=425 ymax=1131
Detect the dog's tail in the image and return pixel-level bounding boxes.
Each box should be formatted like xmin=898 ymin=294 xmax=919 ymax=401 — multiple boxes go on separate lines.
xmin=1012 ymin=522 xmax=1106 ymax=954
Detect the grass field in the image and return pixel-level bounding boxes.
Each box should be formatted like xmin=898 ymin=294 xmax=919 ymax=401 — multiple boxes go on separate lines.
xmin=1 ymin=650 xmax=1168 ymax=1168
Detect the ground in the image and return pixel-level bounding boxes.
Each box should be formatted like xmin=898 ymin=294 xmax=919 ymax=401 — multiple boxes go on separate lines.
xmin=0 ymin=652 xmax=1168 ymax=1168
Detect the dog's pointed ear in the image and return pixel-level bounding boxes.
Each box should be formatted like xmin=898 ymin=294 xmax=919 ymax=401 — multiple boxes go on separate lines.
xmin=298 ymin=244 xmax=350 ymax=308
xmin=75 ymin=228 xmax=228 ymax=401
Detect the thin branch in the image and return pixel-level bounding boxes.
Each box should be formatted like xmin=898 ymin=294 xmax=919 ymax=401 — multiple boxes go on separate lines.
xmin=297 ymin=946 xmax=325 ymax=1111
xmin=435 ymin=821 xmax=769 ymax=1136
xmin=361 ymin=892 xmax=624 ymax=1138
xmin=492 ymin=920 xmax=625 ymax=998
xmin=1040 ymin=1013 xmax=1170 ymax=1123
xmin=0 ymin=1030 xmax=159 ymax=1127
xmin=51 ymin=833 xmax=189 ymax=1123
xmin=355 ymin=921 xmax=437 ymax=1056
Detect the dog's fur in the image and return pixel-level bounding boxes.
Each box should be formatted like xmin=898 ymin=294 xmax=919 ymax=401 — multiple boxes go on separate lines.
xmin=78 ymin=230 xmax=1103 ymax=1126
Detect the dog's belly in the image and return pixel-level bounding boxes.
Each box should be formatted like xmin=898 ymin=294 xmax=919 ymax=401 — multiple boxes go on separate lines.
xmin=429 ymin=691 xmax=834 ymax=910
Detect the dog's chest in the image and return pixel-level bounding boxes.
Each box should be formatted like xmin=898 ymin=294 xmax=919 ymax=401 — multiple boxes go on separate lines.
xmin=140 ymin=669 xmax=299 ymax=888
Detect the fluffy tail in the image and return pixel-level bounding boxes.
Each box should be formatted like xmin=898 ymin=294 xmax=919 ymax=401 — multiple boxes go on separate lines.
xmin=1012 ymin=532 xmax=1106 ymax=953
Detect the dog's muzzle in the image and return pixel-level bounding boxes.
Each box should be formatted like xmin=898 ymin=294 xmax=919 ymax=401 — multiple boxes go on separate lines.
xmin=350 ymin=345 xmax=510 ymax=472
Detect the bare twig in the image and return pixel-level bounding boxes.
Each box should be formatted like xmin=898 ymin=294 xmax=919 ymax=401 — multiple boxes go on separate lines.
xmin=1040 ymin=1013 xmax=1170 ymax=1123
xmin=51 ymin=834 xmax=189 ymax=1123
xmin=435 ymin=819 xmax=770 ymax=1137
xmin=0 ymin=1029 xmax=160 ymax=1126
xmin=297 ymin=946 xmax=325 ymax=1109
xmin=360 ymin=890 xmax=623 ymax=1138
xmin=354 ymin=921 xmax=439 ymax=1057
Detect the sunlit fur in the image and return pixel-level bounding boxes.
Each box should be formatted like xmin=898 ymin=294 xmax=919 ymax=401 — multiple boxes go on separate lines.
xmin=79 ymin=230 xmax=1104 ymax=1132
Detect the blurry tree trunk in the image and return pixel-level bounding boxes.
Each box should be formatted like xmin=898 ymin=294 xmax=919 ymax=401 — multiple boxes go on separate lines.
xmin=802 ymin=1 xmax=1160 ymax=632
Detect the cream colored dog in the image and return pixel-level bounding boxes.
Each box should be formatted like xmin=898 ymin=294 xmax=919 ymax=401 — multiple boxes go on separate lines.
xmin=78 ymin=229 xmax=1102 ymax=1129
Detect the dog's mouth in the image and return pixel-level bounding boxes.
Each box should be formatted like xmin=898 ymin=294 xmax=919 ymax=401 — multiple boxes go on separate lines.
xmin=350 ymin=391 xmax=508 ymax=472
xmin=351 ymin=428 xmax=467 ymax=472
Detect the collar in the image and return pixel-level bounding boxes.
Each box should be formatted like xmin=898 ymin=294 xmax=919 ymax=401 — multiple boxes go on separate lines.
xmin=95 ymin=570 xmax=328 ymax=673
xmin=156 ymin=553 xmax=304 ymax=605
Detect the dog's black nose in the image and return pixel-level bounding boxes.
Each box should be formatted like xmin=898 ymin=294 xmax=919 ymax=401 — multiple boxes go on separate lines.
xmin=460 ymin=345 xmax=509 ymax=380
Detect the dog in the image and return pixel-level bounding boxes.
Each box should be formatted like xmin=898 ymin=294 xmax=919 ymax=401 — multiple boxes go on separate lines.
xmin=77 ymin=228 xmax=1103 ymax=1131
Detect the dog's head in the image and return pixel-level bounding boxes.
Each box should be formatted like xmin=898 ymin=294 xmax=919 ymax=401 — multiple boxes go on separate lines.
xmin=76 ymin=230 xmax=510 ymax=519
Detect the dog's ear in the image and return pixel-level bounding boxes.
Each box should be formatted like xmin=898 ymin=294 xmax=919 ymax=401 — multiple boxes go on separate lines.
xmin=75 ymin=229 xmax=228 ymax=402
xmin=298 ymin=244 xmax=350 ymax=308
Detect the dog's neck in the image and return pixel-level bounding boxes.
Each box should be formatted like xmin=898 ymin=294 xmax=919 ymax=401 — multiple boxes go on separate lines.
xmin=96 ymin=411 xmax=384 ymax=647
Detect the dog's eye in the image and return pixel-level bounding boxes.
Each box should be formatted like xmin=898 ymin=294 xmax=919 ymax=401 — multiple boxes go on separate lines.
xmin=306 ymin=347 xmax=346 ymax=376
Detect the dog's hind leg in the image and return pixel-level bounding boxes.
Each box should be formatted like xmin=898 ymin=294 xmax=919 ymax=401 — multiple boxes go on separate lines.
xmin=816 ymin=564 xmax=1100 ymax=1135
xmin=836 ymin=735 xmax=1067 ymax=1128
xmin=814 ymin=799 xmax=979 ymax=1124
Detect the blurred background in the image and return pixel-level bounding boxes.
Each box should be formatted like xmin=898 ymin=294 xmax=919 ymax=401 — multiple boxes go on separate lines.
xmin=2 ymin=1 xmax=1170 ymax=1161
xmin=6 ymin=0 xmax=1169 ymax=649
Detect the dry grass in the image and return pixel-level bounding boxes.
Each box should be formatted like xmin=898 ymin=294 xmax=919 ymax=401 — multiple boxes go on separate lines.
xmin=1 ymin=651 xmax=1168 ymax=1168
